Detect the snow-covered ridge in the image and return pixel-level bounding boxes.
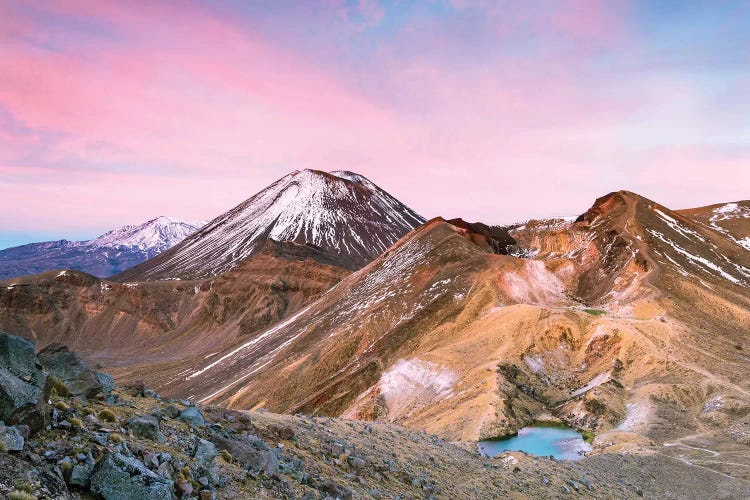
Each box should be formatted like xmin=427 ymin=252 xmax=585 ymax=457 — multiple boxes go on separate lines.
xmin=711 ymin=202 xmax=750 ymax=221
xmin=0 ymin=216 xmax=200 ymax=279
xmin=122 ymin=169 xmax=425 ymax=280
xmin=92 ymin=216 xmax=202 ymax=252
xmin=708 ymin=203 xmax=750 ymax=250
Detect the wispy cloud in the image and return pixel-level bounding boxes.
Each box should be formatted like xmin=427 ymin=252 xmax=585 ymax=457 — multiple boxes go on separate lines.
xmin=1 ymin=0 xmax=749 ymax=241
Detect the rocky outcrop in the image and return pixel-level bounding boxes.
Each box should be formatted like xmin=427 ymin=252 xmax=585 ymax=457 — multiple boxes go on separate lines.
xmin=90 ymin=452 xmax=174 ymax=500
xmin=0 ymin=332 xmax=51 ymax=432
xmin=0 ymin=424 xmax=24 ymax=451
xmin=37 ymin=342 xmax=111 ymax=399
xmin=180 ymin=406 xmax=205 ymax=428
xmin=210 ymin=434 xmax=279 ymax=476
xmin=128 ymin=414 xmax=161 ymax=441
xmin=446 ymin=218 xmax=516 ymax=254
xmin=0 ymin=332 xmax=114 ymax=434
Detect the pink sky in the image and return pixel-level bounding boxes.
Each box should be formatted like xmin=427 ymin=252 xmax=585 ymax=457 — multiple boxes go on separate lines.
xmin=2 ymin=0 xmax=749 ymax=246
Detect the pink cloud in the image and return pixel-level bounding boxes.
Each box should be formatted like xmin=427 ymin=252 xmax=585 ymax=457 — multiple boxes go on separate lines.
xmin=0 ymin=0 xmax=748 ymax=237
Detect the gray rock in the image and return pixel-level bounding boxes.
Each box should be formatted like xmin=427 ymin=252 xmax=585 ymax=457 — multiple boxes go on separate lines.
xmin=163 ymin=405 xmax=180 ymax=419
xmin=128 ymin=414 xmax=160 ymax=440
xmin=143 ymin=389 xmax=160 ymax=399
xmin=315 ymin=478 xmax=353 ymax=500
xmin=37 ymin=343 xmax=110 ymax=398
xmin=96 ymin=372 xmax=116 ymax=394
xmin=194 ymin=438 xmax=217 ymax=465
xmin=90 ymin=452 xmax=173 ymax=500
xmin=211 ymin=435 xmax=278 ymax=475
xmin=92 ymin=432 xmax=109 ymax=446
xmin=329 ymin=442 xmax=344 ymax=456
xmin=0 ymin=332 xmax=45 ymax=383
xmin=142 ymin=451 xmax=160 ymax=469
xmin=69 ymin=464 xmax=92 ymax=487
xmin=156 ymin=461 xmax=174 ymax=479
xmin=179 ymin=406 xmax=205 ymax=428
xmin=0 ymin=425 xmax=24 ymax=451
xmin=0 ymin=332 xmax=51 ymax=432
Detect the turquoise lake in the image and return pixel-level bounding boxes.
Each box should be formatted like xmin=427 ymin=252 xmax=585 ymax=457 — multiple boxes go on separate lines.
xmin=478 ymin=425 xmax=592 ymax=460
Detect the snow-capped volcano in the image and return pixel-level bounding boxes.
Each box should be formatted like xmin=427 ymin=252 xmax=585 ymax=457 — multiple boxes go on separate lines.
xmin=0 ymin=217 xmax=201 ymax=280
xmin=115 ymin=169 xmax=425 ymax=281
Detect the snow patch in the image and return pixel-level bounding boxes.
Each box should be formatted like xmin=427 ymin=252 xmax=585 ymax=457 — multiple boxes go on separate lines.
xmin=735 ymin=237 xmax=750 ymax=251
xmin=654 ymin=209 xmax=704 ymax=242
xmin=648 ymin=229 xmax=743 ymax=284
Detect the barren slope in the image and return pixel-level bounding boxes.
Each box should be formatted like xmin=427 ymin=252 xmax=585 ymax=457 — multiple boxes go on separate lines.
xmin=0 ymin=241 xmax=349 ymax=368
xmin=167 ymin=191 xmax=750 ymax=466
xmin=679 ymin=200 xmax=750 ymax=251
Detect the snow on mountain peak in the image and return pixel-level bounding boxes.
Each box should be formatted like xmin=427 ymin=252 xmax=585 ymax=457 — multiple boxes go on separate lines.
xmin=92 ymin=217 xmax=202 ymax=253
xmin=116 ymin=169 xmax=426 ymax=281
xmin=0 ymin=216 xmax=201 ymax=279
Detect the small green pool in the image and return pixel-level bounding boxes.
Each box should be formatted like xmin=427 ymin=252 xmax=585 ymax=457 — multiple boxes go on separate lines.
xmin=479 ymin=425 xmax=592 ymax=460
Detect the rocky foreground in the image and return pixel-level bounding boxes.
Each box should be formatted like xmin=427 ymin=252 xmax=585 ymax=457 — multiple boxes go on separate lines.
xmin=1 ymin=332 xmax=749 ymax=499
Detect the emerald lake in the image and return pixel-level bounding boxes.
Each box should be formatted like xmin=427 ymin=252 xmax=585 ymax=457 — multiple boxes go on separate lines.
xmin=478 ymin=425 xmax=592 ymax=460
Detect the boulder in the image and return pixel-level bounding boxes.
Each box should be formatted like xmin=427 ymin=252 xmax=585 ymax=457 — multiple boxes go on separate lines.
xmin=96 ymin=372 xmax=116 ymax=394
xmin=180 ymin=406 xmax=205 ymax=428
xmin=68 ymin=464 xmax=92 ymax=487
xmin=175 ymin=478 xmax=193 ymax=498
xmin=37 ymin=343 xmax=111 ymax=398
xmin=128 ymin=414 xmax=160 ymax=440
xmin=90 ymin=452 xmax=173 ymax=500
xmin=0 ymin=425 xmax=24 ymax=451
xmin=193 ymin=438 xmax=218 ymax=465
xmin=0 ymin=332 xmax=45 ymax=383
xmin=211 ymin=435 xmax=278 ymax=475
xmin=163 ymin=404 xmax=180 ymax=419
xmin=156 ymin=461 xmax=174 ymax=479
xmin=0 ymin=332 xmax=50 ymax=433
xmin=315 ymin=478 xmax=353 ymax=500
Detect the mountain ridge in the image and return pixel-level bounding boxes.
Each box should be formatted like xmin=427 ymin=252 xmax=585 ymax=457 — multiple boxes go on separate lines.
xmin=0 ymin=216 xmax=201 ymax=280
xmin=1 ymin=182 xmax=750 ymax=486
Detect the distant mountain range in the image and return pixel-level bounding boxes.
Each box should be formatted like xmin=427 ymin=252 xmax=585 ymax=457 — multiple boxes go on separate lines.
xmin=0 ymin=217 xmax=202 ymax=279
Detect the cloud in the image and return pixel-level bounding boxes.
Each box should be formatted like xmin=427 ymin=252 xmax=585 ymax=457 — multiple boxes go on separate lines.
xmin=1 ymin=0 xmax=748 ymax=237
